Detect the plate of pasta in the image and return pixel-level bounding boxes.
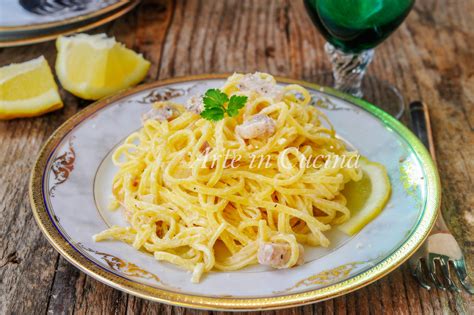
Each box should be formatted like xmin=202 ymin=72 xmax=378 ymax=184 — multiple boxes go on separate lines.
xmin=30 ymin=73 xmax=440 ymax=310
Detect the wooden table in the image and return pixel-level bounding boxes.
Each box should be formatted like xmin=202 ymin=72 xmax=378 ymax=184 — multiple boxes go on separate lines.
xmin=1 ymin=0 xmax=472 ymax=313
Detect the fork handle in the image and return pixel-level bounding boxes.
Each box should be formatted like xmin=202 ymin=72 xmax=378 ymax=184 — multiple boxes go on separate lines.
xmin=409 ymin=101 xmax=449 ymax=234
xmin=433 ymin=211 xmax=450 ymax=233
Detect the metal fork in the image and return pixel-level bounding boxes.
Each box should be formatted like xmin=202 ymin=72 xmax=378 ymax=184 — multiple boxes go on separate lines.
xmin=408 ymin=101 xmax=473 ymax=294
xmin=19 ymin=0 xmax=91 ymax=15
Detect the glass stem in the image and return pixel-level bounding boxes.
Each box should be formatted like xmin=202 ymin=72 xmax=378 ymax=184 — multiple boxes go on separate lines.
xmin=324 ymin=42 xmax=374 ymax=98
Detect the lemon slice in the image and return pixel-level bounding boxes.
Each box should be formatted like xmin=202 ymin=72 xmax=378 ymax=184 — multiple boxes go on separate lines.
xmin=0 ymin=56 xmax=62 ymax=120
xmin=337 ymin=158 xmax=391 ymax=235
xmin=56 ymin=33 xmax=150 ymax=100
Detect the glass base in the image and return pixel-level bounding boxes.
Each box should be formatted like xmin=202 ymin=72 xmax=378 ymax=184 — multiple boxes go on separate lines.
xmin=311 ymin=72 xmax=405 ymax=119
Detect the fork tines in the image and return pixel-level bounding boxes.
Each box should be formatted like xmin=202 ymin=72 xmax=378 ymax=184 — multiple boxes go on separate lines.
xmin=410 ymin=234 xmax=474 ymax=294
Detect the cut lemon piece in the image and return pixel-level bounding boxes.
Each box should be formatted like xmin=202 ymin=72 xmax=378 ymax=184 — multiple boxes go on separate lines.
xmin=56 ymin=33 xmax=150 ymax=100
xmin=338 ymin=158 xmax=391 ymax=235
xmin=0 ymin=56 xmax=62 ymax=120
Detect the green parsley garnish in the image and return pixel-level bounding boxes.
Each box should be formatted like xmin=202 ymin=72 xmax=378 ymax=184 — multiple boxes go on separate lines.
xmin=200 ymin=89 xmax=247 ymax=121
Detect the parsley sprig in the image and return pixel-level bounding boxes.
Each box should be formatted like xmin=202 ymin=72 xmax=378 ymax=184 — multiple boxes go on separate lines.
xmin=200 ymin=89 xmax=247 ymax=121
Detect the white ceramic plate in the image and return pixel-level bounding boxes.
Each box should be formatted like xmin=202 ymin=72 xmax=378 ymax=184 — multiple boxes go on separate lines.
xmin=30 ymin=75 xmax=440 ymax=310
xmin=0 ymin=0 xmax=128 ymax=31
xmin=0 ymin=0 xmax=139 ymax=47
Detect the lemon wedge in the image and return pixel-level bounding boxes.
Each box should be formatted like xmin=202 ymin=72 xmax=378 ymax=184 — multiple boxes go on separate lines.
xmin=0 ymin=56 xmax=63 ymax=120
xmin=337 ymin=158 xmax=391 ymax=235
xmin=55 ymin=33 xmax=150 ymax=100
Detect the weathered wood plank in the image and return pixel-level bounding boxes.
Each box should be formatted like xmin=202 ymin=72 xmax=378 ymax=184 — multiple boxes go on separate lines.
xmin=46 ymin=256 xmax=81 ymax=315
xmin=72 ymin=272 xmax=128 ymax=315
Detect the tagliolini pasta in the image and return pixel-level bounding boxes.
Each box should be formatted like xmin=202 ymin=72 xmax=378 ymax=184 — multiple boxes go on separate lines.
xmin=94 ymin=73 xmax=362 ymax=283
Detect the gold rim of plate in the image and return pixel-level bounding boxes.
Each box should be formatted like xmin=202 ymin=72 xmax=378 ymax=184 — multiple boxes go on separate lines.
xmin=29 ymin=74 xmax=441 ymax=311
xmin=0 ymin=0 xmax=130 ymax=32
xmin=0 ymin=0 xmax=140 ymax=48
